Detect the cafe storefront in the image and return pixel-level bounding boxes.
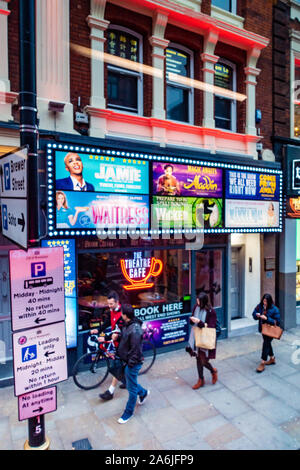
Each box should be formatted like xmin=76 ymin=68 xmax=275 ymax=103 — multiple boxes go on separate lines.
xmin=41 ymin=139 xmax=282 ymax=369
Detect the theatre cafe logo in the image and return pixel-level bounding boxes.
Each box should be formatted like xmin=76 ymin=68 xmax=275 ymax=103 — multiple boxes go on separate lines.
xmin=292 ymin=159 xmax=300 ymax=191
xmin=120 ymin=252 xmax=163 ymax=291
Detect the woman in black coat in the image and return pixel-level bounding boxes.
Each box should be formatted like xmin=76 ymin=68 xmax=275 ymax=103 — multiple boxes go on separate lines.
xmin=252 ymin=293 xmax=281 ymax=373
xmin=186 ymin=292 xmax=218 ymax=389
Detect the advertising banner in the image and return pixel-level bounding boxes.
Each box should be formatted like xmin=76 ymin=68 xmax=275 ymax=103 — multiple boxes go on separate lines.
xmin=286 ymin=197 xmax=300 ymax=218
xmin=225 ymin=200 xmax=280 ymax=228
xmin=134 ymin=302 xmax=189 ymax=349
xmin=152 ymin=162 xmax=223 ymax=198
xmin=152 ymin=196 xmax=223 ymax=229
xmin=55 ymin=151 xmax=149 ymax=195
xmin=41 ymin=239 xmax=77 ymax=348
xmin=225 ymin=170 xmax=280 ymax=201
xmin=56 ymin=191 xmax=149 ymax=230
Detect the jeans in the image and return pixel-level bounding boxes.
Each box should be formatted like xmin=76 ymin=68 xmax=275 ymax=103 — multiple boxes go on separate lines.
xmin=124 ymin=363 xmax=147 ymax=416
xmin=261 ymin=334 xmax=274 ymax=361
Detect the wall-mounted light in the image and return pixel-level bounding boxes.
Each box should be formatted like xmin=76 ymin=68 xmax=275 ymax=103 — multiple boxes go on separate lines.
xmin=48 ymin=101 xmax=65 ymax=113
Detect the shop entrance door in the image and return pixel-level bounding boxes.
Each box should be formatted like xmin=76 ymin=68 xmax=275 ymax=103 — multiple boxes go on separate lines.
xmin=231 ymin=247 xmax=243 ymax=319
xmin=193 ymin=249 xmax=226 ymax=338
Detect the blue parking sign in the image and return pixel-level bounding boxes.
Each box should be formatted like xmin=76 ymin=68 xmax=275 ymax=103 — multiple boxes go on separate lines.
xmin=22 ymin=345 xmax=37 ymax=362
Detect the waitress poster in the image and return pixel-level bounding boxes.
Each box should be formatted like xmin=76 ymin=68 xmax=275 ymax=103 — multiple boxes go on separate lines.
xmin=56 ymin=191 xmax=149 ymax=230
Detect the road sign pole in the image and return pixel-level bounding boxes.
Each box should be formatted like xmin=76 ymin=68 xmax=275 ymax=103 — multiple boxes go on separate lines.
xmin=24 ymin=415 xmax=50 ymax=451
xmin=19 ymin=0 xmax=39 ymax=244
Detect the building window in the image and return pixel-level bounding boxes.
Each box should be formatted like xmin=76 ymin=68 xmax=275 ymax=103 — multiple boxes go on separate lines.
xmin=214 ymin=60 xmax=237 ymax=131
xmin=166 ymin=46 xmax=194 ymax=124
xmin=107 ymin=26 xmax=143 ymax=114
xmin=294 ymin=60 xmax=300 ymax=138
xmin=212 ymin=0 xmax=237 ymax=14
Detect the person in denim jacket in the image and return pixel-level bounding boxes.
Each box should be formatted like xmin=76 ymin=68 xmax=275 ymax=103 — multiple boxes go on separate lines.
xmin=252 ymin=293 xmax=281 ymax=373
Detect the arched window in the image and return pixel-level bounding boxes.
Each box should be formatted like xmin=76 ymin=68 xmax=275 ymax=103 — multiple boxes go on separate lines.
xmin=212 ymin=0 xmax=237 ymax=14
xmin=166 ymin=44 xmax=194 ymax=124
xmin=214 ymin=59 xmax=237 ymax=132
xmin=107 ymin=26 xmax=143 ymax=114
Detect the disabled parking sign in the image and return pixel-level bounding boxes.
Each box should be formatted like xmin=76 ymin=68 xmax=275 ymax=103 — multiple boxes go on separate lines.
xmin=10 ymin=247 xmax=65 ymax=332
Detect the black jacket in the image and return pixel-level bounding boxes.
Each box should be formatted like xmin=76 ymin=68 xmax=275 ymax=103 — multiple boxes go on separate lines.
xmin=117 ymin=317 xmax=144 ymax=367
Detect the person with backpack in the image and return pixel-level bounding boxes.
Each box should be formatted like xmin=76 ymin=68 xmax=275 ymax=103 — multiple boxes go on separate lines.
xmin=185 ymin=292 xmax=219 ymax=389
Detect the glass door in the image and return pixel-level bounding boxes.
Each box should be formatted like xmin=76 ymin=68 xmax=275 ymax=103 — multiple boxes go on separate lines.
xmin=193 ymin=248 xmax=226 ymax=338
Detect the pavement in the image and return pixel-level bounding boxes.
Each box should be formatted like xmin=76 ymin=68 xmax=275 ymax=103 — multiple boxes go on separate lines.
xmin=1 ymin=326 xmax=300 ymax=451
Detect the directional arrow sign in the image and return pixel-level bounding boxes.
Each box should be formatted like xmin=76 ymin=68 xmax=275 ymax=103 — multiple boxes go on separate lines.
xmin=0 ymin=147 xmax=28 ymax=249
xmin=1 ymin=198 xmax=27 ymax=249
xmin=18 ymin=387 xmax=57 ymax=421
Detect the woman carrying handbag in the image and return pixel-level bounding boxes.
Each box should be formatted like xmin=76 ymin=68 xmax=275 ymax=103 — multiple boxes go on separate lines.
xmin=252 ymin=293 xmax=281 ymax=373
xmin=186 ymin=292 xmax=218 ymax=390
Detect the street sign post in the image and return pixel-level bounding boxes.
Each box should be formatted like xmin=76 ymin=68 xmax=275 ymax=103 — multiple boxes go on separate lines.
xmin=9 ymin=247 xmax=65 ymax=332
xmin=18 ymin=386 xmax=57 ymax=421
xmin=0 ymin=147 xmax=28 ymax=249
xmin=13 ymin=321 xmax=68 ymax=397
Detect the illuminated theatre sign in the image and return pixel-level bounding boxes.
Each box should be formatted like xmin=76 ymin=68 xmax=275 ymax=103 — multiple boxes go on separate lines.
xmin=120 ymin=252 xmax=163 ymax=291
xmin=46 ymin=142 xmax=283 ymax=237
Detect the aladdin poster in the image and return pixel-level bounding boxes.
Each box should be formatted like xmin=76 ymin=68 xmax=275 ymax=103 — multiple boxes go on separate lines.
xmin=152 ymin=162 xmax=223 ymax=198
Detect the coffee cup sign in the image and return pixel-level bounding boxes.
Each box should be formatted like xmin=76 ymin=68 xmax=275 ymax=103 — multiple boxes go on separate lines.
xmin=120 ymin=252 xmax=163 ymax=290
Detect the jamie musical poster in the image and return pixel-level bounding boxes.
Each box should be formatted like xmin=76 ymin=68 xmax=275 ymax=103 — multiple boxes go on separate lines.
xmin=152 ymin=162 xmax=223 ymax=198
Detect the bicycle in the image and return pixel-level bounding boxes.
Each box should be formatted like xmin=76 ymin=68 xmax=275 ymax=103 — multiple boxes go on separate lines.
xmin=72 ymin=333 xmax=156 ymax=390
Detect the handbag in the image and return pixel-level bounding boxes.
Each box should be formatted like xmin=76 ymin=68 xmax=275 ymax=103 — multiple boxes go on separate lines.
xmin=193 ymin=325 xmax=216 ymax=350
xmin=261 ymin=323 xmax=283 ymax=340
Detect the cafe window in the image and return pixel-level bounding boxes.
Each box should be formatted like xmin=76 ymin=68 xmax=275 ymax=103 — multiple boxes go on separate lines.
xmin=166 ymin=45 xmax=194 ymax=124
xmin=294 ymin=60 xmax=300 ymax=138
xmin=77 ymin=249 xmax=191 ymax=332
xmin=214 ymin=60 xmax=237 ymax=132
xmin=212 ymin=0 xmax=237 ymax=14
xmin=107 ymin=26 xmax=143 ymax=114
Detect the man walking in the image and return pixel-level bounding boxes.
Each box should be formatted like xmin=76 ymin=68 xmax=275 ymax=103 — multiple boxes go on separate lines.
xmin=91 ymin=291 xmax=125 ymax=400
xmin=117 ymin=304 xmax=150 ymax=424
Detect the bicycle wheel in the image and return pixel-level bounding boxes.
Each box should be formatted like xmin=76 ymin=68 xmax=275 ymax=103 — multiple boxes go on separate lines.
xmin=72 ymin=351 xmax=109 ymax=390
xmin=139 ymin=340 xmax=156 ymax=375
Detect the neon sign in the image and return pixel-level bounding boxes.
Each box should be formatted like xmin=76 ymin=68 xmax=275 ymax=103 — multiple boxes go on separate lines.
xmin=120 ymin=252 xmax=163 ymax=290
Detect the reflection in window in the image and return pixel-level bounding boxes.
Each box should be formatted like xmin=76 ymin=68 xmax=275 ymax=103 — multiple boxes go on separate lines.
xmin=107 ymin=27 xmax=142 ymax=113
xmin=77 ymin=250 xmax=190 ymax=331
xmin=166 ymin=47 xmax=193 ymax=123
xmin=214 ymin=61 xmax=236 ymax=131
xmin=212 ymin=0 xmax=236 ymax=14
xmin=294 ymin=62 xmax=300 ymax=138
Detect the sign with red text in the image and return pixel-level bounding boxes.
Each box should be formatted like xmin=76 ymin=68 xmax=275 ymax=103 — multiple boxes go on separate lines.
xmin=18 ymin=386 xmax=57 ymax=421
xmin=9 ymin=247 xmax=65 ymax=332
xmin=13 ymin=321 xmax=68 ymax=397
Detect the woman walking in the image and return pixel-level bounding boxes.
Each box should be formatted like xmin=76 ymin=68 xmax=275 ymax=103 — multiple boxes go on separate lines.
xmin=252 ymin=293 xmax=281 ymax=373
xmin=186 ymin=292 xmax=218 ymax=389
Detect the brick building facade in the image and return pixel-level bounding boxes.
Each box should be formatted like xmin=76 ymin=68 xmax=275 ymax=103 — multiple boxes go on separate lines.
xmin=0 ymin=0 xmax=295 ymax=385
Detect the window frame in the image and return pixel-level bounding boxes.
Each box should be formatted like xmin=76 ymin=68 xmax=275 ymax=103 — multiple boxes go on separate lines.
xmin=292 ymin=53 xmax=300 ymax=139
xmin=214 ymin=58 xmax=237 ymax=132
xmin=165 ymin=43 xmax=194 ymax=125
xmin=106 ymin=25 xmax=143 ymax=115
xmin=211 ymin=0 xmax=237 ymax=15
